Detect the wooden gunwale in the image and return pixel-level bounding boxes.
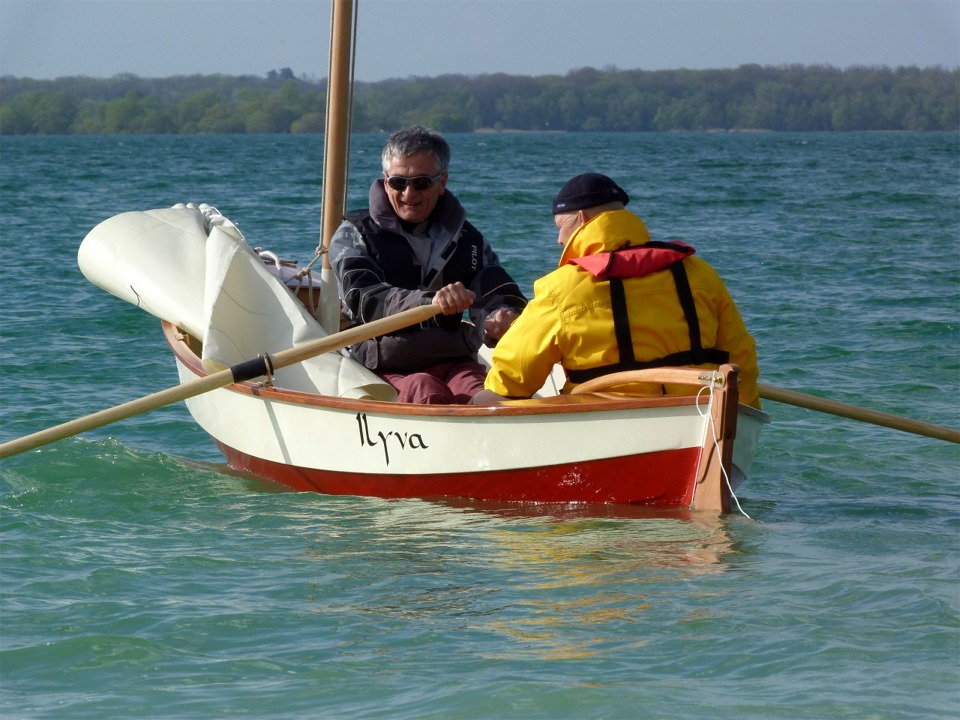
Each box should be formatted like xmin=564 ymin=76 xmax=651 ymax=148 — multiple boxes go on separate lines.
xmin=163 ymin=320 xmax=717 ymax=418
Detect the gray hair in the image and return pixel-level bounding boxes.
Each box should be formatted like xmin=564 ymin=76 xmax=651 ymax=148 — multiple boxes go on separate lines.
xmin=381 ymin=125 xmax=450 ymax=174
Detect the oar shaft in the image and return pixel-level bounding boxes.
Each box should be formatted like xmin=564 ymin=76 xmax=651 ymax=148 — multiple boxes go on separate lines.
xmin=0 ymin=369 xmax=234 ymax=459
xmin=758 ymin=383 xmax=960 ymax=444
xmin=0 ymin=304 xmax=441 ymax=459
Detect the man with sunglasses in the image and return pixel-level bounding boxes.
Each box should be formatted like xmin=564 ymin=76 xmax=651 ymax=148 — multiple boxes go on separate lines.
xmin=329 ymin=125 xmax=527 ymax=404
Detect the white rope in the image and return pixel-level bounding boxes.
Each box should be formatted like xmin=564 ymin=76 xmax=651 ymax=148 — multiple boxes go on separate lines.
xmin=254 ymin=247 xmax=324 ymax=323
xmin=695 ymin=380 xmax=751 ymax=519
xmin=295 ymin=245 xmax=328 ymax=277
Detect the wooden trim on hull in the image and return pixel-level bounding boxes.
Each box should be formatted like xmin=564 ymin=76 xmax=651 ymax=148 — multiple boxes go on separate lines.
xmin=216 ymin=439 xmax=703 ymax=507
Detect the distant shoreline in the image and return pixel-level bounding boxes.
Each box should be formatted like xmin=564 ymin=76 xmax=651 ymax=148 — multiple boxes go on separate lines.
xmin=2 ymin=66 xmax=957 ymax=134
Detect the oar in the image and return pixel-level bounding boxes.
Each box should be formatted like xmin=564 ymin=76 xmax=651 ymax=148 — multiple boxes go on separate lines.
xmin=758 ymin=383 xmax=960 ymax=444
xmin=0 ymin=304 xmax=441 ymax=459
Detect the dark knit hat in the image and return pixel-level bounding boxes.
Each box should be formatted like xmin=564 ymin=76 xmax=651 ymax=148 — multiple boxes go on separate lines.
xmin=551 ymin=173 xmax=630 ymax=214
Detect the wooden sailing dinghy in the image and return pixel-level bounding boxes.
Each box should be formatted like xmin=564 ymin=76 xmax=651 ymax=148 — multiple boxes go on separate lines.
xmin=168 ymin=321 xmax=767 ymax=512
xmin=75 ymin=201 xmax=768 ymax=513
xmin=69 ymin=0 xmax=768 ymax=512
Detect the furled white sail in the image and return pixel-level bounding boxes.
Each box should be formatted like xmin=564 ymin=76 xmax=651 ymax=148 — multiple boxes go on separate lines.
xmin=78 ymin=204 xmax=396 ymax=401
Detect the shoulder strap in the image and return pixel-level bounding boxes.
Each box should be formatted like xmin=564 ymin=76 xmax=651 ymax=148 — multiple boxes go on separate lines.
xmin=568 ymin=258 xmax=729 ymax=384
xmin=609 ymin=277 xmax=635 ymax=364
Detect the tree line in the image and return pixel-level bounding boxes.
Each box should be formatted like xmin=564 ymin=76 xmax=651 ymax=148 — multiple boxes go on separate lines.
xmin=1 ymin=64 xmax=957 ymax=135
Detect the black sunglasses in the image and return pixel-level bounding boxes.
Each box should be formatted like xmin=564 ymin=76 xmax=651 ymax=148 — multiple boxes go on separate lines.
xmin=384 ymin=173 xmax=443 ymax=192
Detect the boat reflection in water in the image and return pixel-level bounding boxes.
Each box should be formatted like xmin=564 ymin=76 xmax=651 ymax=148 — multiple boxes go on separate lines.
xmin=432 ymin=499 xmax=735 ymax=660
xmin=436 ymin=496 xmax=735 ymax=571
xmin=284 ymin=492 xmax=740 ymax=662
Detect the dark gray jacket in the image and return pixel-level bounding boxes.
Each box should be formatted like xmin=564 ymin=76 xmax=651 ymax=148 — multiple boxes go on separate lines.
xmin=329 ymin=180 xmax=526 ymax=371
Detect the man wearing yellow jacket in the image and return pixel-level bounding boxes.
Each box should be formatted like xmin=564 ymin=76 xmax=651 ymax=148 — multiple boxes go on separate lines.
xmin=473 ymin=172 xmax=761 ymax=408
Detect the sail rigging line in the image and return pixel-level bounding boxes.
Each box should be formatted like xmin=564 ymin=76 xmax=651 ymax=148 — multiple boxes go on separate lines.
xmin=343 ymin=0 xmax=358 ymax=204
xmin=301 ymin=0 xmax=358 ymax=273
xmin=294 ymin=0 xmax=358 ymax=334
xmin=319 ymin=0 xmax=357 ymax=261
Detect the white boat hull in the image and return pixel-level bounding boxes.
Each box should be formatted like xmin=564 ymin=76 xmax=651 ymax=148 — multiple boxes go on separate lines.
xmin=168 ymin=322 xmax=768 ymax=510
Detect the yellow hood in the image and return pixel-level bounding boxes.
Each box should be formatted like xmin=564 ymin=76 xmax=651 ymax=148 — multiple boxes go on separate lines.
xmin=558 ymin=209 xmax=652 ymax=268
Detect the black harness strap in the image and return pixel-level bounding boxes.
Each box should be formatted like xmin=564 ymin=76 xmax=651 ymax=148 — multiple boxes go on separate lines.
xmin=670 ymin=261 xmax=703 ymax=357
xmin=568 ymin=256 xmax=729 ymax=384
xmin=609 ymin=277 xmax=635 ymax=365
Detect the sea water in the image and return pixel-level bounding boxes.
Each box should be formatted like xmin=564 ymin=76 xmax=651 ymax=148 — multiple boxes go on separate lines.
xmin=1 ymin=132 xmax=958 ymax=719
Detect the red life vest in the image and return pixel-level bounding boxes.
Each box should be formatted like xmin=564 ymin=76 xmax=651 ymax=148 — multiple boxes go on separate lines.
xmin=568 ymin=240 xmax=695 ymax=278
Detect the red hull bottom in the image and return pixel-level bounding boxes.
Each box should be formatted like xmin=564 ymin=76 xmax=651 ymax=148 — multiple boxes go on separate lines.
xmin=216 ymin=441 xmax=704 ymax=507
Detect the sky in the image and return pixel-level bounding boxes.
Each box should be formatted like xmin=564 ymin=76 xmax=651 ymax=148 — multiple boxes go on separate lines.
xmin=1 ymin=0 xmax=958 ymax=82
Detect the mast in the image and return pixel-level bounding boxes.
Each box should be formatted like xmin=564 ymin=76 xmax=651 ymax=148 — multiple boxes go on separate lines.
xmin=318 ymin=0 xmax=356 ymax=333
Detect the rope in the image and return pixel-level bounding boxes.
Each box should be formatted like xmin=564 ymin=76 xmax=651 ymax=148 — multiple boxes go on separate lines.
xmin=255 ymin=247 xmax=325 ymax=323
xmin=290 ymin=250 xmax=326 ymax=323
xmin=295 ymin=2 xmax=359 ymax=324
xmin=295 ymin=245 xmax=328 ymax=276
xmin=315 ymin=0 xmax=358 ymax=262
xmin=345 ymin=2 xmax=357 ymax=197
xmin=261 ymin=352 xmax=274 ymax=387
xmin=695 ymin=381 xmax=751 ymax=519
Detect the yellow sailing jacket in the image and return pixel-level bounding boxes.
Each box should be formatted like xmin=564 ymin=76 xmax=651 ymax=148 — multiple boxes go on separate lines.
xmin=484 ymin=209 xmax=761 ymax=407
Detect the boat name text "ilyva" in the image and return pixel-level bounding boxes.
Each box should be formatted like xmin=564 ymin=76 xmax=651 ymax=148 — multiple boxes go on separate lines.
xmin=355 ymin=413 xmax=429 ymax=465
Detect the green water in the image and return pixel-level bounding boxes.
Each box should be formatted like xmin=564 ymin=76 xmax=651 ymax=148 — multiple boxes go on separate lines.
xmin=1 ymin=132 xmax=958 ymax=718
